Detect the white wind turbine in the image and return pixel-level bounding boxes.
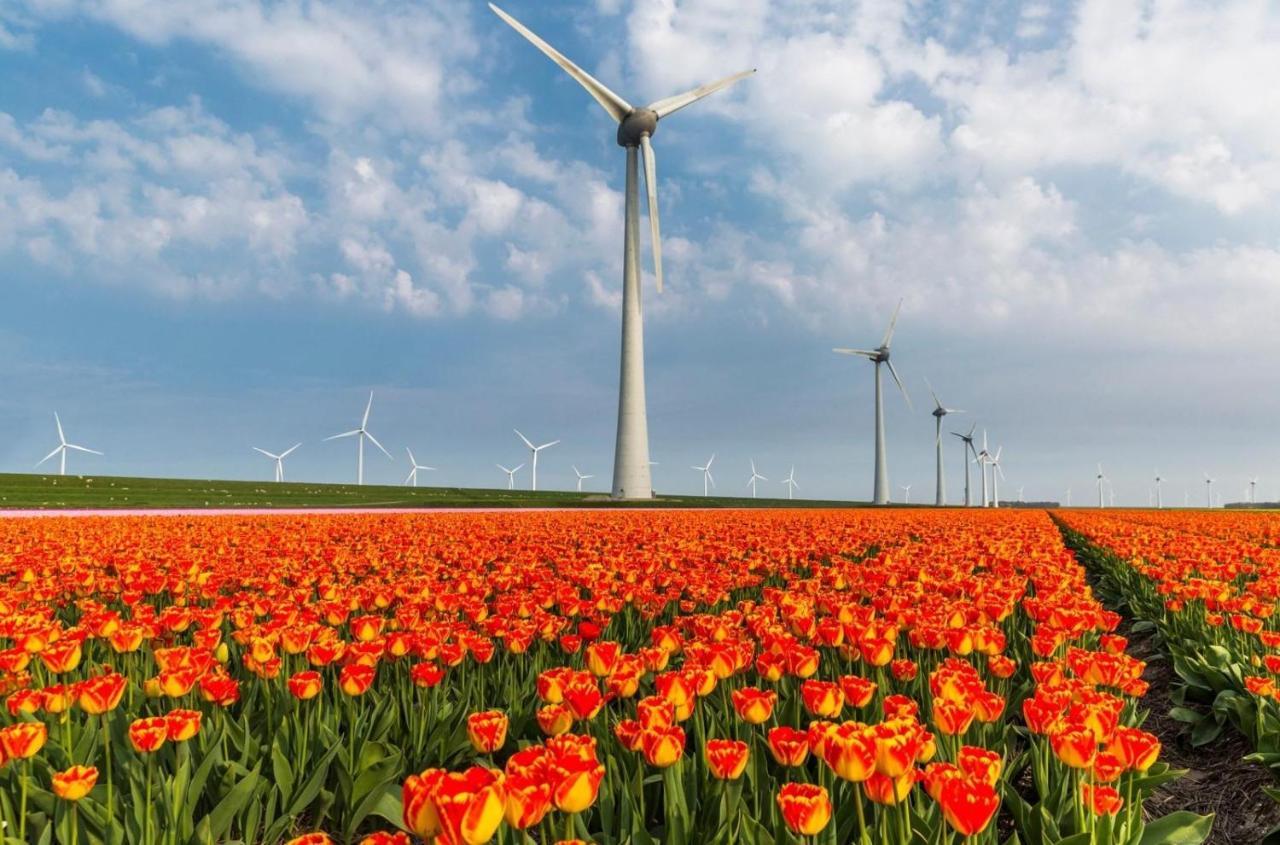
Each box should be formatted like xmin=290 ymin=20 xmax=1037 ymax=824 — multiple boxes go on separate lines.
xmin=514 ymin=429 xmax=559 ymax=491
xmin=900 ymin=483 xmax=912 ymax=504
xmin=497 ymin=463 xmax=525 ymax=490
xmin=252 ymin=443 xmax=300 ymax=483
xmin=404 ymin=448 xmax=436 ymax=487
xmin=1096 ymin=463 xmax=1107 ymax=508
xmin=325 ymin=392 xmax=392 ymax=485
xmin=1204 ymin=473 xmax=1214 ymax=507
xmin=490 ymin=5 xmax=753 ymax=501
xmin=573 ymin=465 xmax=595 ymax=493
xmin=951 ymin=424 xmax=978 ymax=507
xmin=926 ymin=379 xmax=963 ymax=506
xmin=1249 ymin=476 xmax=1259 ymax=505
xmin=974 ymin=430 xmax=992 ymax=507
xmin=36 ymin=412 xmax=102 ymax=476
xmin=834 ymin=299 xmax=911 ymax=504
xmin=1066 ymin=487 xmax=1072 ymax=507
xmin=1154 ymin=470 xmax=1163 ymax=509
xmin=692 ymin=454 xmax=716 ymax=497
xmin=989 ymin=446 xmax=1004 ymax=508
xmin=747 ymin=459 xmax=767 ymax=498
xmin=1017 ymin=485 xmax=1025 ymax=503
xmin=782 ymin=466 xmax=798 ymax=500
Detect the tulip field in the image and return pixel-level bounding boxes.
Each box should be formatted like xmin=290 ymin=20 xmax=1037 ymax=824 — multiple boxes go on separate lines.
xmin=0 ymin=507 xmax=1251 ymax=845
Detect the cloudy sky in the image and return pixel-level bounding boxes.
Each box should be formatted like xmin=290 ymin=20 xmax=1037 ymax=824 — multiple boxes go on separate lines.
xmin=2 ymin=0 xmax=1278 ymax=504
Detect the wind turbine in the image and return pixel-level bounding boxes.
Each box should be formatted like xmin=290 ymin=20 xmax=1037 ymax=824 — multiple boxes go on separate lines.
xmin=1096 ymin=463 xmax=1107 ymax=508
xmin=1066 ymin=487 xmax=1072 ymax=507
xmin=989 ymin=447 xmax=1004 ymax=508
xmin=324 ymin=392 xmax=392 ymax=485
xmin=497 ymin=463 xmax=525 ymax=490
xmin=1108 ymin=486 xmax=1116 ymax=507
xmin=747 ymin=459 xmax=767 ymax=498
xmin=834 ymin=299 xmax=911 ymax=504
xmin=951 ymin=424 xmax=978 ymax=507
xmin=975 ymin=431 xmax=991 ymax=507
xmin=782 ymin=466 xmax=798 ymax=500
xmin=1017 ymin=485 xmax=1025 ymax=503
xmin=926 ymin=379 xmax=963 ymax=506
xmin=1204 ymin=473 xmax=1214 ymax=507
xmin=900 ymin=483 xmax=912 ymax=504
xmin=252 ymin=443 xmax=300 ymax=483
xmin=1249 ymin=476 xmax=1259 ymax=505
xmin=514 ymin=430 xmax=560 ymax=491
xmin=404 ymin=448 xmax=436 ymax=487
xmin=1154 ymin=470 xmax=1163 ymax=509
xmin=692 ymin=454 xmax=716 ymax=497
xmin=36 ymin=412 xmax=102 ymax=476
xmin=490 ymin=4 xmax=753 ymax=501
xmin=573 ymin=465 xmax=595 ymax=493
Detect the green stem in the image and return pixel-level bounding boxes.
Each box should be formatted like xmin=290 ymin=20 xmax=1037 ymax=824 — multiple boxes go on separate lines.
xmin=145 ymin=756 xmax=153 ymax=845
xmin=20 ymin=761 xmax=30 ymax=841
xmin=102 ymin=716 xmax=115 ymax=840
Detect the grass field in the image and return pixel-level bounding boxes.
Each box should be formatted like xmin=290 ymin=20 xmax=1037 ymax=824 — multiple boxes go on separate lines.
xmin=0 ymin=471 xmax=864 ymax=510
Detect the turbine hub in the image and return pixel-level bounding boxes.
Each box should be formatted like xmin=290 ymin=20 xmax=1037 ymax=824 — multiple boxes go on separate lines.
xmin=617 ymin=108 xmax=658 ymax=147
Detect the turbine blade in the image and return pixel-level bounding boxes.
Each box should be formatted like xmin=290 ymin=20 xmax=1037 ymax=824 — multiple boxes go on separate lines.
xmin=924 ymin=377 xmax=941 ymax=410
xmin=832 ymin=348 xmax=878 ymax=358
xmin=281 ymin=443 xmax=301 ymax=457
xmin=886 ymin=360 xmax=912 ymax=409
xmin=707 ymin=453 xmax=715 ymax=469
xmin=647 ymin=69 xmax=755 ymax=119
xmin=404 ymin=468 xmax=415 ymax=485
xmin=514 ymin=429 xmax=535 ymax=449
xmin=364 ymin=431 xmax=393 ymax=459
xmin=488 ymin=3 xmax=632 ymax=123
xmin=406 ymin=447 xmax=416 ymax=465
xmin=36 ymin=446 xmax=61 ymax=467
xmin=363 ymin=391 xmax=374 ymax=428
xmin=65 ymin=445 xmax=102 ymax=455
xmin=707 ymin=471 xmax=715 ymax=487
xmin=497 ymin=464 xmax=510 ymax=473
xmin=253 ymin=447 xmax=275 ymax=458
xmin=881 ymin=298 xmax=903 ymax=348
xmin=640 ymin=134 xmax=663 ymax=293
xmin=54 ymin=412 xmax=65 ymax=443
xmin=514 ymin=463 xmax=525 ymax=472
xmin=539 ymin=439 xmax=561 ymax=450
xmin=325 ymin=430 xmax=361 ymax=441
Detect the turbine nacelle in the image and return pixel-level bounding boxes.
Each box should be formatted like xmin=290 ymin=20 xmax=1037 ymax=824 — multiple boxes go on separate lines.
xmin=617 ymin=109 xmax=659 ymax=147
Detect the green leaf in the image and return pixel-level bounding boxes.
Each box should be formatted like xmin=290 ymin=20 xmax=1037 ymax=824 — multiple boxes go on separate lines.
xmin=1138 ymin=811 xmax=1214 ymax=845
xmin=194 ymin=762 xmax=263 ymax=843
xmin=272 ymin=743 xmax=295 ymax=805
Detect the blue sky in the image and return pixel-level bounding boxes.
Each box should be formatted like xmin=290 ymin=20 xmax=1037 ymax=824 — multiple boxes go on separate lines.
xmin=2 ymin=0 xmax=1279 ymax=504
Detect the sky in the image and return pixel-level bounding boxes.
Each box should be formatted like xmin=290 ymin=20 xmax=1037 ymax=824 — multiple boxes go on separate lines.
xmin=2 ymin=0 xmax=1279 ymax=505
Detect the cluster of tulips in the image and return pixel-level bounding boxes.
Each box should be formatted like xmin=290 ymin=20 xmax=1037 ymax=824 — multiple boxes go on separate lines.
xmin=0 ymin=508 xmax=1214 ymax=843
xmin=1061 ymin=509 xmax=1280 ymax=808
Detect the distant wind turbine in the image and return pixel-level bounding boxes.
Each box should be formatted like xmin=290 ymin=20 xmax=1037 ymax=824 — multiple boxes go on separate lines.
xmin=514 ymin=429 xmax=560 ymax=491
xmin=782 ymin=466 xmax=798 ymax=500
xmin=834 ymin=299 xmax=911 ymax=505
xmin=489 ymin=4 xmax=753 ymax=501
xmin=36 ymin=412 xmax=102 ymax=476
xmin=1066 ymin=487 xmax=1072 ymax=507
xmin=1096 ymin=463 xmax=1107 ymax=508
xmin=573 ymin=465 xmax=595 ymax=493
xmin=692 ymin=454 xmax=716 ymax=497
xmin=925 ymin=379 xmax=963 ymax=507
xmin=497 ymin=463 xmax=525 ymax=490
xmin=975 ymin=431 xmax=992 ymax=507
xmin=989 ymin=447 xmax=1004 ymax=508
xmin=1204 ymin=473 xmax=1214 ymax=507
xmin=951 ymin=424 xmax=978 ymax=507
xmin=1017 ymin=485 xmax=1025 ymax=503
xmin=1249 ymin=476 xmax=1259 ymax=505
xmin=404 ymin=448 xmax=436 ymax=487
xmin=747 ymin=459 xmax=767 ymax=498
xmin=325 ymin=392 xmax=392 ymax=485
xmin=1154 ymin=470 xmax=1163 ymax=509
xmin=253 ymin=443 xmax=300 ymax=483
xmin=900 ymin=483 xmax=911 ymax=504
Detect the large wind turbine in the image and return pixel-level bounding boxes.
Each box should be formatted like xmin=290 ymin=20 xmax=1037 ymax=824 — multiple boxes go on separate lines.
xmin=325 ymin=392 xmax=392 ymax=485
xmin=782 ymin=466 xmax=798 ymax=500
xmin=497 ymin=463 xmax=525 ymax=490
xmin=692 ymin=454 xmax=716 ymax=497
xmin=1096 ymin=463 xmax=1107 ymax=508
xmin=951 ymin=424 xmax=978 ymax=507
xmin=926 ymin=379 xmax=963 ymax=506
xmin=834 ymin=300 xmax=911 ymax=504
xmin=36 ymin=413 xmax=102 ymax=476
xmin=490 ymin=4 xmax=753 ymax=501
xmin=404 ymin=448 xmax=436 ymax=487
xmin=253 ymin=443 xmax=300 ymax=483
xmin=573 ymin=465 xmax=595 ymax=493
xmin=747 ymin=459 xmax=767 ymax=498
xmin=514 ymin=430 xmax=560 ymax=491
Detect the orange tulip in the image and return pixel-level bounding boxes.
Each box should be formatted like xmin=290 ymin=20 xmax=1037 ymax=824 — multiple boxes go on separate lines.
xmin=128 ymin=716 xmax=168 ymax=753
xmin=78 ymin=672 xmax=128 ymax=715
xmin=705 ymin=738 xmax=749 ymax=780
xmin=776 ymin=783 xmax=832 ymax=836
xmin=165 ymin=708 xmax=202 ymax=742
xmin=938 ymin=775 xmax=999 ymax=835
xmin=288 ymin=670 xmax=323 ymax=700
xmin=52 ymin=765 xmax=99 ymax=801
xmin=467 ymin=710 xmax=509 ymax=754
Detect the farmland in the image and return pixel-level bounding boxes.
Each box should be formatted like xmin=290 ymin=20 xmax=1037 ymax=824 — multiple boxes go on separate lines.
xmin=3 ymin=506 xmax=1269 ymax=844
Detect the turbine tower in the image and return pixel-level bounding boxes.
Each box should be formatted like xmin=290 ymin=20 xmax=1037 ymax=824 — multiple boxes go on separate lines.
xmin=975 ymin=431 xmax=991 ymax=507
xmin=36 ymin=412 xmax=102 ymax=476
xmin=692 ymin=454 xmax=716 ymax=497
xmin=497 ymin=463 xmax=525 ymax=490
xmin=989 ymin=447 xmax=1004 ymax=508
xmin=252 ymin=443 xmax=300 ymax=483
xmin=404 ymin=448 xmax=436 ymax=487
xmin=951 ymin=424 xmax=978 ymax=507
xmin=747 ymin=459 xmax=767 ymax=498
xmin=926 ymin=379 xmax=963 ymax=507
xmin=490 ymin=4 xmax=753 ymax=501
xmin=1017 ymin=485 xmax=1025 ymax=503
xmin=1204 ymin=473 xmax=1214 ymax=507
xmin=1096 ymin=463 xmax=1107 ymax=508
xmin=1154 ymin=470 xmax=1163 ymax=509
xmin=782 ymin=466 xmax=798 ymax=500
xmin=573 ymin=465 xmax=595 ymax=493
xmin=325 ymin=392 xmax=392 ymax=485
xmin=1249 ymin=476 xmax=1259 ymax=505
xmin=834 ymin=299 xmax=911 ymax=504
xmin=1066 ymin=487 xmax=1072 ymax=507
xmin=514 ymin=429 xmax=560 ymax=491
xmin=900 ymin=483 xmax=911 ymax=504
